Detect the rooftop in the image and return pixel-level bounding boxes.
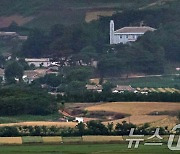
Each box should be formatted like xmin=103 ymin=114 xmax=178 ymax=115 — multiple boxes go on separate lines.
xmin=0 ymin=32 xmax=17 ymax=36
xmin=114 ymin=26 xmax=156 ymax=34
xmin=25 ymin=58 xmax=50 ymax=62
xmin=112 ymin=85 xmax=135 ymax=92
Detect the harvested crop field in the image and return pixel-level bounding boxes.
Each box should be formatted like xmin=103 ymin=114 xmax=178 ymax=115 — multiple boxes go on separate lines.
xmin=82 ymin=136 xmax=123 ymax=142
xmin=0 ymin=137 xmax=22 ymax=145
xmin=42 ymin=137 xmax=62 ymax=143
xmin=86 ymin=102 xmax=180 ymax=126
xmin=0 ymin=121 xmax=77 ymax=128
xmin=86 ymin=102 xmax=180 ymax=115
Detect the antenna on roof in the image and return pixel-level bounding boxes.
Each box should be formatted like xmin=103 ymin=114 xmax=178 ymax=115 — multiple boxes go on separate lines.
xmin=140 ymin=21 xmax=144 ymax=27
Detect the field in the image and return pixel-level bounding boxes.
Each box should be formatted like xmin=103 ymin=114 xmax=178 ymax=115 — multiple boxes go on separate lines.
xmin=108 ymin=75 xmax=180 ymax=88
xmin=86 ymin=102 xmax=180 ymax=127
xmin=0 ymin=0 xmax=174 ymax=29
xmin=0 ymin=113 xmax=62 ymax=124
xmin=0 ymin=144 xmax=179 ymax=154
xmin=0 ymin=101 xmax=179 ymax=129
xmin=0 ymin=121 xmax=77 ymax=128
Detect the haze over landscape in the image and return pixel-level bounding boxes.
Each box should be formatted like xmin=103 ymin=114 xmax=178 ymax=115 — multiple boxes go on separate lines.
xmin=0 ymin=0 xmax=179 ymax=153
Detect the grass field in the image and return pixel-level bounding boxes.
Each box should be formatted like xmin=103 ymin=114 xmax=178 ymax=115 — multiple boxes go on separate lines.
xmin=109 ymin=75 xmax=180 ymax=88
xmin=0 ymin=144 xmax=178 ymax=154
xmin=0 ymin=113 xmax=61 ymax=124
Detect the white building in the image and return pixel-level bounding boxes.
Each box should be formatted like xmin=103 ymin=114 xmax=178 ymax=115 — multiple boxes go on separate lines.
xmin=25 ymin=58 xmax=51 ymax=68
xmin=75 ymin=117 xmax=84 ymax=123
xmin=0 ymin=32 xmax=28 ymax=40
xmin=110 ymin=20 xmax=156 ymax=44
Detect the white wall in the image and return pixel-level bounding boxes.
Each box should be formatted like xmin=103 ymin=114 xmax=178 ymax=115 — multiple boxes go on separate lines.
xmin=27 ymin=61 xmax=51 ymax=67
xmin=113 ymin=33 xmax=143 ymax=44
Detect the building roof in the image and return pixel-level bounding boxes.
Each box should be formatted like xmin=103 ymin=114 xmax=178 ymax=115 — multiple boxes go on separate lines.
xmin=86 ymin=84 xmax=102 ymax=91
xmin=24 ymin=70 xmax=39 ymax=79
xmin=24 ymin=69 xmax=48 ymax=79
xmin=112 ymin=85 xmax=135 ymax=92
xmin=0 ymin=32 xmax=17 ymax=36
xmin=114 ymin=26 xmax=156 ymax=34
xmin=25 ymin=58 xmax=50 ymax=62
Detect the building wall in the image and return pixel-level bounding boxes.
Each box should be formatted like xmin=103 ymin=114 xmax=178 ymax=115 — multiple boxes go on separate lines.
xmin=113 ymin=33 xmax=143 ymax=44
xmin=27 ymin=61 xmax=51 ymax=67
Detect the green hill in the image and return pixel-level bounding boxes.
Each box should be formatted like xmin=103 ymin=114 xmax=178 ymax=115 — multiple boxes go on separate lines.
xmin=0 ymin=0 xmax=175 ymax=29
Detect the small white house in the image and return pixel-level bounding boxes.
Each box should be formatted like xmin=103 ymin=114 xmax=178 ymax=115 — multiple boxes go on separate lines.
xmin=75 ymin=117 xmax=84 ymax=123
xmin=25 ymin=58 xmax=51 ymax=68
xmin=110 ymin=20 xmax=156 ymax=44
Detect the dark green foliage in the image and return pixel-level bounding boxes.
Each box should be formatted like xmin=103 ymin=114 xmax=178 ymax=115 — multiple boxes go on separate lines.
xmin=39 ymin=74 xmax=63 ymax=87
xmin=0 ymin=121 xmax=169 ymax=137
xmin=59 ymin=91 xmax=180 ymax=103
xmin=0 ymin=85 xmax=57 ymax=116
xmin=65 ymin=67 xmax=93 ymax=82
xmin=86 ymin=120 xmax=109 ymax=135
xmin=0 ymin=126 xmax=20 ymax=137
xmin=5 ymin=61 xmax=24 ymax=83
xmin=76 ymin=122 xmax=85 ymax=136
xmin=21 ymin=29 xmax=50 ymax=58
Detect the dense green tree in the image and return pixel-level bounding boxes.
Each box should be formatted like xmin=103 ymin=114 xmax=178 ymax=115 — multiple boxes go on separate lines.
xmin=21 ymin=29 xmax=49 ymax=57
xmin=74 ymin=46 xmax=98 ymax=65
xmin=5 ymin=61 xmax=24 ymax=83
xmin=76 ymin=122 xmax=85 ymax=136
xmin=0 ymin=55 xmax=5 ymax=68
xmin=65 ymin=67 xmax=93 ymax=82
xmin=86 ymin=120 xmax=109 ymax=135
xmin=39 ymin=74 xmax=63 ymax=87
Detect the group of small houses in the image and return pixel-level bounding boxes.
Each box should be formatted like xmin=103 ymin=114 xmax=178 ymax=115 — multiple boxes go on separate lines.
xmin=85 ymin=84 xmax=180 ymax=94
xmin=0 ymin=58 xmax=57 ymax=84
xmin=0 ymin=57 xmax=97 ymax=84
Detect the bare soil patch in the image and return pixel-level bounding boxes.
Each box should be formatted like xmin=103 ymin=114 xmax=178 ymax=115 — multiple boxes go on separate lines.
xmin=0 ymin=15 xmax=33 ymax=28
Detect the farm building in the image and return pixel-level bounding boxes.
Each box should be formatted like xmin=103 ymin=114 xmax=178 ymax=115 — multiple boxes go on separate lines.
xmin=110 ymin=20 xmax=156 ymax=44
xmin=86 ymin=84 xmax=103 ymax=93
xmin=112 ymin=85 xmax=135 ymax=93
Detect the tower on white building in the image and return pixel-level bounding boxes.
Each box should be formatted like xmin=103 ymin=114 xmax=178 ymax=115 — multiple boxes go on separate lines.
xmin=109 ymin=20 xmax=156 ymax=45
xmin=110 ymin=20 xmax=115 ymax=44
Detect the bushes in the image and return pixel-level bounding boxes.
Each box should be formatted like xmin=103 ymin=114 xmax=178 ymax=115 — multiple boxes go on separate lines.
xmin=0 ymin=127 xmax=20 ymax=137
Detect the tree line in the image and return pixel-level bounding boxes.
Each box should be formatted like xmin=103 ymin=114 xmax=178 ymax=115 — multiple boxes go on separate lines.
xmin=0 ymin=121 xmax=173 ymax=137
xmin=58 ymin=91 xmax=180 ymax=103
